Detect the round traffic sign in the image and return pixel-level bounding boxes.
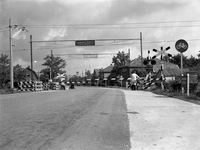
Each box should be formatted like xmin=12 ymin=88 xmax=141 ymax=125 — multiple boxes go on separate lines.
xmin=175 ymin=39 xmax=188 ymax=53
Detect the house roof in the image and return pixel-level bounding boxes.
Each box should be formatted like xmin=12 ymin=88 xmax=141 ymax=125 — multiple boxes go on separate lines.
xmin=157 ymin=68 xmax=190 ymax=77
xmin=24 ymin=67 xmax=38 ymax=79
xmin=153 ymin=59 xmax=179 ymax=72
xmin=130 ymin=57 xmax=143 ymax=67
xmin=163 ymin=69 xmax=181 ymax=77
xmin=102 ymin=64 xmax=114 ymax=72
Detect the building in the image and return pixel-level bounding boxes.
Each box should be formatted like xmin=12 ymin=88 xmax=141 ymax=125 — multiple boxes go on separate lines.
xmin=23 ymin=67 xmax=39 ymax=81
xmin=118 ymin=57 xmax=184 ymax=86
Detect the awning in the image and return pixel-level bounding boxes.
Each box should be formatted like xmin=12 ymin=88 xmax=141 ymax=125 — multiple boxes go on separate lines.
xmin=87 ymin=79 xmax=91 ymax=81
xmin=95 ymin=79 xmax=99 ymax=81
xmin=127 ymin=78 xmax=131 ymax=80
xmin=103 ymin=78 xmax=107 ymax=80
xmin=111 ymin=78 xmax=116 ymax=80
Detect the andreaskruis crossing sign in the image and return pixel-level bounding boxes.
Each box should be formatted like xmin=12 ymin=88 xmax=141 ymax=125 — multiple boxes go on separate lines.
xmin=152 ymin=46 xmax=172 ymax=59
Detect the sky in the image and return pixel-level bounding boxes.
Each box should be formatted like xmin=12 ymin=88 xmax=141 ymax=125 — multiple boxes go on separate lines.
xmin=1 ymin=0 xmax=200 ymax=75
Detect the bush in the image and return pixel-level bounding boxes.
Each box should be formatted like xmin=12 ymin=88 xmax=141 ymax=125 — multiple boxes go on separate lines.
xmin=164 ymin=80 xmax=181 ymax=92
xmin=189 ymin=83 xmax=198 ymax=94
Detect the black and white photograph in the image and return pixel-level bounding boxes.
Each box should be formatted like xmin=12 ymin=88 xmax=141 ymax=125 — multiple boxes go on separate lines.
xmin=1 ymin=0 xmax=200 ymax=149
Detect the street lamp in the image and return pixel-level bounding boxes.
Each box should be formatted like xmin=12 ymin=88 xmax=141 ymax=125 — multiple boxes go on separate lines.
xmin=9 ymin=19 xmax=28 ymax=89
xmin=84 ymin=59 xmax=91 ymax=86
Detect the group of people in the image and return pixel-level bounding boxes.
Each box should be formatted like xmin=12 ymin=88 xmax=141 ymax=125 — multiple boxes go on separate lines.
xmin=129 ymin=70 xmax=153 ymax=90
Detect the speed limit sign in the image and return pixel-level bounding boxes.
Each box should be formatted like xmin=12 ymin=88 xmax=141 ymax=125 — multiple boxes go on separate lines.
xmin=175 ymin=39 xmax=188 ymax=53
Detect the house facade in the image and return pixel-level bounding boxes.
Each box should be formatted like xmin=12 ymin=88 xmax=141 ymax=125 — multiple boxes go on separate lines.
xmin=23 ymin=67 xmax=39 ymax=81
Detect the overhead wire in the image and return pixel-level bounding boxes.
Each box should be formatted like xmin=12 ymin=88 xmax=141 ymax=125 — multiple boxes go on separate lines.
xmin=1 ymin=19 xmax=200 ymax=53
xmin=15 ymin=19 xmax=200 ymax=29
xmin=2 ymin=38 xmax=200 ymax=53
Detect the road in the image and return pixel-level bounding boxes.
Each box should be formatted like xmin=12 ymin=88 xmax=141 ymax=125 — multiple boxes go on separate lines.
xmin=0 ymin=87 xmax=130 ymax=150
xmin=1 ymin=87 xmax=200 ymax=150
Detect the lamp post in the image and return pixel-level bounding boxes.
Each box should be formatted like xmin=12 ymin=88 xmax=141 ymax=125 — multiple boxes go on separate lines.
xmin=9 ymin=19 xmax=28 ymax=88
xmin=84 ymin=59 xmax=91 ymax=86
xmin=9 ymin=19 xmax=13 ymax=89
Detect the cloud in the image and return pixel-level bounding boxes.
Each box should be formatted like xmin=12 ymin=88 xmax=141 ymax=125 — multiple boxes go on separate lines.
xmin=1 ymin=0 xmax=200 ymax=74
xmin=43 ymin=28 xmax=67 ymax=40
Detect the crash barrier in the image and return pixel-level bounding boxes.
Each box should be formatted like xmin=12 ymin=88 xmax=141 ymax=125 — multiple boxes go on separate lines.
xmin=42 ymin=83 xmax=50 ymax=90
xmin=17 ymin=81 xmax=43 ymax=91
xmin=35 ymin=81 xmax=43 ymax=91
xmin=17 ymin=81 xmax=36 ymax=92
xmin=17 ymin=81 xmax=63 ymax=92
xmin=52 ymin=82 xmax=60 ymax=90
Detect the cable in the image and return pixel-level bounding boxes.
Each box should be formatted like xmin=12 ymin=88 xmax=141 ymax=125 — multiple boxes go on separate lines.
xmin=16 ymin=19 xmax=200 ymax=27
xmin=1 ymin=38 xmax=200 ymax=53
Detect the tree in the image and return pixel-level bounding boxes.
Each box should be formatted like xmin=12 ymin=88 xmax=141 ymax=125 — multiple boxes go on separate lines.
xmin=40 ymin=68 xmax=51 ymax=83
xmin=168 ymin=54 xmax=200 ymax=68
xmin=0 ymin=54 xmax=10 ymax=88
xmin=85 ymin=70 xmax=91 ymax=78
xmin=168 ymin=53 xmax=188 ymax=68
xmin=13 ymin=64 xmax=26 ymax=82
xmin=40 ymin=54 xmax=66 ymax=82
xmin=112 ymin=51 xmax=130 ymax=76
xmin=112 ymin=51 xmax=130 ymax=69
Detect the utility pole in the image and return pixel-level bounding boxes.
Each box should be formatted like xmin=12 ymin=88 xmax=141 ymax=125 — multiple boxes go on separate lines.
xmin=128 ymin=49 xmax=131 ymax=77
xmin=9 ymin=18 xmax=14 ymax=89
xmin=50 ymin=50 xmax=53 ymax=80
xmin=30 ymin=35 xmax=33 ymax=81
xmin=140 ymin=32 xmax=144 ymax=77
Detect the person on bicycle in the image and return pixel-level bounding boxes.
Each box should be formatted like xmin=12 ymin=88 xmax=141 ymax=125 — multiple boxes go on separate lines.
xmin=130 ymin=70 xmax=140 ymax=90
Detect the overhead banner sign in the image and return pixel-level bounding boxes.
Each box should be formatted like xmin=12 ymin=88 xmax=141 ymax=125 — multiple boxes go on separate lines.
xmin=75 ymin=40 xmax=95 ymax=46
xmin=83 ymin=54 xmax=98 ymax=58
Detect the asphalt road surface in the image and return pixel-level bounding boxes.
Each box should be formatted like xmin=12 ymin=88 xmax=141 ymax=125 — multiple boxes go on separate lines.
xmin=1 ymin=87 xmax=200 ymax=150
xmin=0 ymin=87 xmax=130 ymax=150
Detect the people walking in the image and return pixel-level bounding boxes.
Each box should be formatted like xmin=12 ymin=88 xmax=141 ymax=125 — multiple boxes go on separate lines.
xmin=130 ymin=70 xmax=140 ymax=90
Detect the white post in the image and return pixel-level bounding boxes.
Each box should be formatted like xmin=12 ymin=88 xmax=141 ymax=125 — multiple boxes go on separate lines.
xmin=181 ymin=74 xmax=184 ymax=94
xmin=187 ymin=73 xmax=189 ymax=96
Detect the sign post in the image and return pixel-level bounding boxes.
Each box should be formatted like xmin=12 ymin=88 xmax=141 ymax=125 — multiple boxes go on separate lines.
xmin=152 ymin=46 xmax=171 ymax=90
xmin=175 ymin=39 xmax=188 ymax=94
xmin=175 ymin=39 xmax=188 ymax=74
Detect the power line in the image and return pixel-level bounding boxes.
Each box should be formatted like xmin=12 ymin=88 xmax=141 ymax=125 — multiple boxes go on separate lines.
xmin=2 ymin=38 xmax=200 ymax=53
xmin=16 ymin=19 xmax=200 ymax=27
xmin=13 ymin=25 xmax=200 ymax=30
xmin=14 ymin=19 xmax=200 ymax=29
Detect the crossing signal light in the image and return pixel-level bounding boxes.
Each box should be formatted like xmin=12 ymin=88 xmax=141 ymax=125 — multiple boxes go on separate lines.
xmin=151 ymin=59 xmax=156 ymax=65
xmin=143 ymin=59 xmax=156 ymax=65
xmin=143 ymin=59 xmax=148 ymax=65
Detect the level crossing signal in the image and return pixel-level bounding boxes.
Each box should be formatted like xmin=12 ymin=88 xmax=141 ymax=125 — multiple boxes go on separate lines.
xmin=143 ymin=50 xmax=156 ymax=66
xmin=152 ymin=46 xmax=172 ymax=59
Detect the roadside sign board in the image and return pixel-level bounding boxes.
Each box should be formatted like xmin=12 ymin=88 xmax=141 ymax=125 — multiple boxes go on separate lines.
xmin=75 ymin=40 xmax=95 ymax=46
xmin=175 ymin=39 xmax=188 ymax=53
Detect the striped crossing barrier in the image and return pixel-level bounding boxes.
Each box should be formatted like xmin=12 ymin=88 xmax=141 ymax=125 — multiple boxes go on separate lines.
xmin=42 ymin=83 xmax=50 ymax=90
xmin=17 ymin=81 xmax=62 ymax=92
xmin=35 ymin=81 xmax=43 ymax=91
xmin=17 ymin=81 xmax=36 ymax=92
xmin=52 ymin=82 xmax=60 ymax=90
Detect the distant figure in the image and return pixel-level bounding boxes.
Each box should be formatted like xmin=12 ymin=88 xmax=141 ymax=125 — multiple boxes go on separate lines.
xmin=69 ymin=81 xmax=75 ymax=89
xmin=60 ymin=81 xmax=66 ymax=90
xmin=130 ymin=70 xmax=140 ymax=90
